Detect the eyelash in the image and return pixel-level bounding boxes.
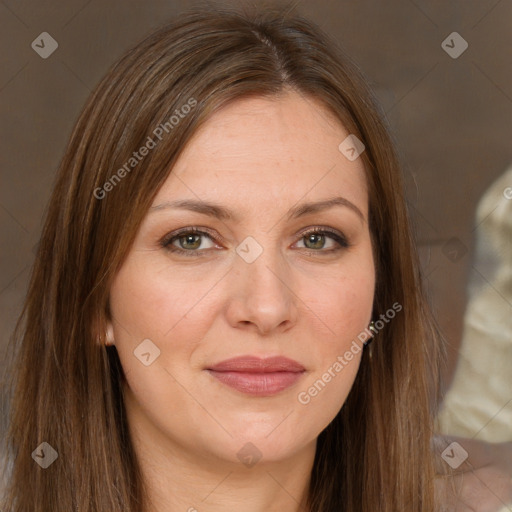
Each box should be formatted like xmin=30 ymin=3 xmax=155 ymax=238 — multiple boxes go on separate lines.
xmin=159 ymin=226 xmax=350 ymax=258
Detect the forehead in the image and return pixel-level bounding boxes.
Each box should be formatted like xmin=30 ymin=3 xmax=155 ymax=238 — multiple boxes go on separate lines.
xmin=152 ymin=92 xmax=368 ymax=219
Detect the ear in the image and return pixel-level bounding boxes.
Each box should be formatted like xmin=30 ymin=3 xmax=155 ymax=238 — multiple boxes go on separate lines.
xmin=105 ymin=321 xmax=115 ymax=346
xmin=94 ymin=308 xmax=115 ymax=346
xmin=102 ymin=299 xmax=115 ymax=346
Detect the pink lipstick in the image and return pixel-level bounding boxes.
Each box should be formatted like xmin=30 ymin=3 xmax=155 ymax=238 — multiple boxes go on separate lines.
xmin=206 ymin=356 xmax=305 ymax=396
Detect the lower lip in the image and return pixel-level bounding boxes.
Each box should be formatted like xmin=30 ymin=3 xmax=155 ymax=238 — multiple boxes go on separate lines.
xmin=207 ymin=370 xmax=304 ymax=396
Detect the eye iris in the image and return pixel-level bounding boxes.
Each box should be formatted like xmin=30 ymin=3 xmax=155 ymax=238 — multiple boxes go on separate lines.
xmin=304 ymin=233 xmax=325 ymax=250
xmin=179 ymin=234 xmax=201 ymax=250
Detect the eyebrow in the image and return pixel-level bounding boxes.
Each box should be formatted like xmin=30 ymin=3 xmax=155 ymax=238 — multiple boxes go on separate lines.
xmin=149 ymin=196 xmax=365 ymax=223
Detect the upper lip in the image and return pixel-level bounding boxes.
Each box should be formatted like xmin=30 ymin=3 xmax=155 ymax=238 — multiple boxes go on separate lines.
xmin=207 ymin=356 xmax=305 ymax=373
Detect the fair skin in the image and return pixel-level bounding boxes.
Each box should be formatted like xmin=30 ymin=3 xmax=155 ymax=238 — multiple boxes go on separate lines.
xmin=107 ymin=92 xmax=375 ymax=512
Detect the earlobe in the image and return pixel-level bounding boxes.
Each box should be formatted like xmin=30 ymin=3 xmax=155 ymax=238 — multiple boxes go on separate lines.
xmin=93 ymin=316 xmax=114 ymax=346
xmin=105 ymin=322 xmax=115 ymax=346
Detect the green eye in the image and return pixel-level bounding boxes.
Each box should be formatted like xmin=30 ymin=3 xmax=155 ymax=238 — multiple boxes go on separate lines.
xmin=160 ymin=226 xmax=350 ymax=258
xmin=161 ymin=228 xmax=216 ymax=257
xmin=297 ymin=228 xmax=349 ymax=252
xmin=304 ymin=232 xmax=328 ymax=250
xmin=176 ymin=233 xmax=203 ymax=250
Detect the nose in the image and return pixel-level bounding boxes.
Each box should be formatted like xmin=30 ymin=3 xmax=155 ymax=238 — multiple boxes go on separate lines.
xmin=224 ymin=244 xmax=299 ymax=336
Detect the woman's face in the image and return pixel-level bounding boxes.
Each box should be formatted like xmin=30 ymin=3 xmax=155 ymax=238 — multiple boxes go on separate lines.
xmin=108 ymin=91 xmax=375 ymax=466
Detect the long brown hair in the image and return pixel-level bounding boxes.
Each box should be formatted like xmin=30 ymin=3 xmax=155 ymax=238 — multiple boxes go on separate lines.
xmin=2 ymin=5 xmax=443 ymax=511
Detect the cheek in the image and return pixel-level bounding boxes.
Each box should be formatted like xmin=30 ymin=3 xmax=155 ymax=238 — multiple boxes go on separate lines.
xmin=304 ymin=255 xmax=375 ymax=343
xmin=315 ymin=281 xmax=373 ymax=335
xmin=294 ymin=251 xmax=374 ymax=421
xmin=106 ymin=258 xmax=202 ymax=396
xmin=108 ymin=256 xmax=209 ymax=341
xmin=107 ymin=254 xmax=231 ymax=408
xmin=107 ymin=259 xmax=207 ymax=422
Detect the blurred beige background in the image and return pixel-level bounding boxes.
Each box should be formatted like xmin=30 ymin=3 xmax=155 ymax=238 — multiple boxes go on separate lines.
xmin=1 ymin=0 xmax=511 ymax=443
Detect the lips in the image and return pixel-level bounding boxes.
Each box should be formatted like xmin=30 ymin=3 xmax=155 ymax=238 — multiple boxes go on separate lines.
xmin=208 ymin=355 xmax=305 ymax=373
xmin=206 ymin=356 xmax=305 ymax=396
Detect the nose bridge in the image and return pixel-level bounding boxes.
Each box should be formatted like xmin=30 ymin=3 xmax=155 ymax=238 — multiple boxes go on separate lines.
xmin=236 ymin=234 xmax=291 ymax=297
xmin=228 ymin=234 xmax=297 ymax=333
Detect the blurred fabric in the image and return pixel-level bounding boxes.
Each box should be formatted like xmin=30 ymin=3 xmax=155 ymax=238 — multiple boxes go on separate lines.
xmin=438 ymin=166 xmax=512 ymax=512
xmin=438 ymin=166 xmax=512 ymax=442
